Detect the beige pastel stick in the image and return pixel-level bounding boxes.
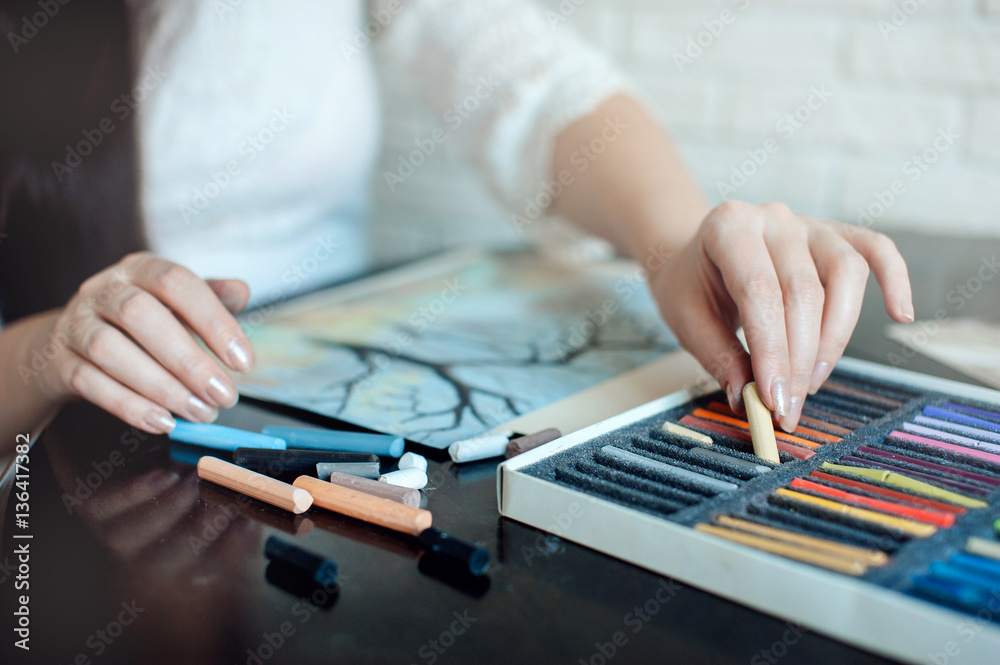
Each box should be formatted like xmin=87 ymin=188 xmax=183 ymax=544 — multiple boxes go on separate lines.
xmin=327 ymin=470 xmax=421 ymax=508
xmin=661 ymin=421 xmax=713 ymax=447
xmin=716 ymin=515 xmax=888 ymax=566
xmin=197 ymin=456 xmax=313 ymax=514
xmin=742 ymin=382 xmax=781 ymax=464
xmin=294 ymin=475 xmax=432 ymax=536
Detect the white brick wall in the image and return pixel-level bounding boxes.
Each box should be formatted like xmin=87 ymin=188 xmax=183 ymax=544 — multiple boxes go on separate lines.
xmin=368 ymin=0 xmax=1000 ymax=266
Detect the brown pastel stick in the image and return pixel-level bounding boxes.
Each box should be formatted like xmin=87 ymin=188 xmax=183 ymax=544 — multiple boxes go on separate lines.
xmin=197 ymin=456 xmax=313 ymax=514
xmin=293 ymin=475 xmax=432 ymax=536
xmin=821 ymin=380 xmax=902 ymax=408
xmin=505 ymin=428 xmax=562 ymax=458
xmin=326 ymin=470 xmax=421 ymax=508
xmin=742 ymin=382 xmax=781 ymax=465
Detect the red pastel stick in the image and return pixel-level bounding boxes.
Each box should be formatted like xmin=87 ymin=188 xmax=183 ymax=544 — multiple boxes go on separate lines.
xmin=809 ymin=471 xmax=967 ymax=516
xmin=790 ymin=478 xmax=955 ymax=528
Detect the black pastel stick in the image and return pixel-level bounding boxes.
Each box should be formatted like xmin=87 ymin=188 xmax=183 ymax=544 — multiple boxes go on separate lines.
xmin=233 ymin=448 xmax=377 ymax=475
xmin=264 ymin=535 xmax=339 ymax=586
xmin=417 ymin=527 xmax=491 ymax=577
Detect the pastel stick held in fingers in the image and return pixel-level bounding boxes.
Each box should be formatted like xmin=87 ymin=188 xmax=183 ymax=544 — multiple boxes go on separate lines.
xmin=197 ymin=456 xmax=313 ymax=513
xmin=326 ymin=470 xmax=421 ymax=508
xmin=293 ymin=475 xmax=432 ymax=536
xmin=742 ymin=382 xmax=781 ymax=465
xmin=262 ymin=426 xmax=404 ymax=457
xmin=171 ymin=421 xmax=286 ymax=451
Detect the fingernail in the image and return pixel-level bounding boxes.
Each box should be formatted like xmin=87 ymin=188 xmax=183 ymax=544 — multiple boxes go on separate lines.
xmin=143 ymin=409 xmax=176 ymax=434
xmin=726 ymin=383 xmax=744 ymax=413
xmin=206 ymin=376 xmax=238 ymax=408
xmin=770 ymin=376 xmax=790 ymax=416
xmin=901 ymin=300 xmax=915 ymax=323
xmin=779 ymin=395 xmax=803 ymax=433
xmin=809 ymin=361 xmax=832 ymax=395
xmin=228 ymin=339 xmax=254 ymax=372
xmin=186 ymin=395 xmax=218 ymax=423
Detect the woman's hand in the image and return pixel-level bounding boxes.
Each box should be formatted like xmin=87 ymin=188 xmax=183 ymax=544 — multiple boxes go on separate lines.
xmin=650 ymin=200 xmax=913 ymax=432
xmin=28 ymin=252 xmax=255 ymax=433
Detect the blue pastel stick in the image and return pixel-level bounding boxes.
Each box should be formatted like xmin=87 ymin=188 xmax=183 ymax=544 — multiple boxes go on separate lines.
xmin=913 ymin=575 xmax=996 ymax=612
xmin=261 ymin=426 xmax=404 ymax=457
xmin=949 ymin=552 xmax=1000 ymax=582
xmin=913 ymin=415 xmax=1000 ymax=445
xmin=942 ymin=402 xmax=1000 ymax=423
xmin=923 ymin=406 xmax=1000 ymax=434
xmin=929 ymin=561 xmax=1000 ymax=592
xmin=168 ymin=421 xmax=286 ymax=451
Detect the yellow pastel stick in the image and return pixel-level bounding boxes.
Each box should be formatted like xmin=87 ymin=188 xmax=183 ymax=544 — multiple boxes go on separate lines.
xmin=716 ymin=515 xmax=889 ymax=567
xmin=695 ymin=523 xmax=868 ymax=576
xmin=775 ymin=488 xmax=937 ymax=538
xmin=742 ymin=382 xmax=780 ymax=464
xmin=661 ymin=421 xmax=713 ymax=446
xmin=821 ymin=462 xmax=988 ymax=509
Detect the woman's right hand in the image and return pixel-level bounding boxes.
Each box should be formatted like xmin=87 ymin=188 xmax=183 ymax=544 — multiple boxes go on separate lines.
xmin=30 ymin=252 xmax=255 ymax=433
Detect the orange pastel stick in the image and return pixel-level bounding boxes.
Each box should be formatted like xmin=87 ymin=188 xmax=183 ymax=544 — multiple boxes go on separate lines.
xmin=692 ymin=409 xmax=821 ymax=450
xmin=809 ymin=471 xmax=967 ymax=516
xmin=705 ymin=402 xmax=841 ymax=443
xmin=790 ymin=478 xmax=955 ymax=528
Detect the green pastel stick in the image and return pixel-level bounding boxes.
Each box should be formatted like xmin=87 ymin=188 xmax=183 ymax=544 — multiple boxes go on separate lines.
xmin=821 ymin=462 xmax=987 ymax=509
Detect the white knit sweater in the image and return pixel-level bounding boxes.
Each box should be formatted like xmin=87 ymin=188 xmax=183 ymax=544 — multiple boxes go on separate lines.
xmin=129 ymin=0 xmax=626 ymax=306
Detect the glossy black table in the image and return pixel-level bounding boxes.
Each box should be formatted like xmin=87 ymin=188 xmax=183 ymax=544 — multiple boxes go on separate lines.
xmin=4 ymin=232 xmax=998 ymax=665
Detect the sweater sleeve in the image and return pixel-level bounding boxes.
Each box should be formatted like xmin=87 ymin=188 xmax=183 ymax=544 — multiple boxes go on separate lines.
xmin=374 ymin=0 xmax=631 ymax=211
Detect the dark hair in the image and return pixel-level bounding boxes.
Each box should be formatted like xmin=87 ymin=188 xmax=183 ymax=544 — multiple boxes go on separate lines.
xmin=0 ymin=0 xmax=143 ymax=323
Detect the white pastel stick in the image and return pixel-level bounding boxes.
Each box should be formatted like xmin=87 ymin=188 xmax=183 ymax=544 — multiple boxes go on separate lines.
xmin=448 ymin=430 xmax=512 ymax=463
xmin=398 ymin=452 xmax=427 ymax=472
xmin=379 ymin=468 xmax=428 ymax=489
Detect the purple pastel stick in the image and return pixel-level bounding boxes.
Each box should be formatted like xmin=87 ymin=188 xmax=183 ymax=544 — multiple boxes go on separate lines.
xmin=942 ymin=402 xmax=1000 ymax=423
xmin=913 ymin=415 xmax=1000 ymax=446
xmin=840 ymin=456 xmax=990 ymax=497
xmin=924 ymin=406 xmax=1000 ymax=435
xmin=858 ymin=446 xmax=1000 ymax=487
xmin=903 ymin=422 xmax=1000 ymax=455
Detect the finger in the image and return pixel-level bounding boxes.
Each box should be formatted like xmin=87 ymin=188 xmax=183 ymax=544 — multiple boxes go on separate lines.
xmin=97 ymin=285 xmax=239 ymax=408
xmin=69 ymin=319 xmax=219 ymax=423
xmin=808 ymin=226 xmax=871 ymax=394
xmin=832 ymin=225 xmax=914 ymax=323
xmin=701 ymin=207 xmax=791 ymax=416
xmin=206 ymin=279 xmax=251 ymax=315
xmin=57 ymin=350 xmax=177 ymax=434
xmin=123 ymin=254 xmax=255 ymax=372
xmin=668 ymin=291 xmax=753 ymax=414
xmin=764 ymin=219 xmax=824 ymax=431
